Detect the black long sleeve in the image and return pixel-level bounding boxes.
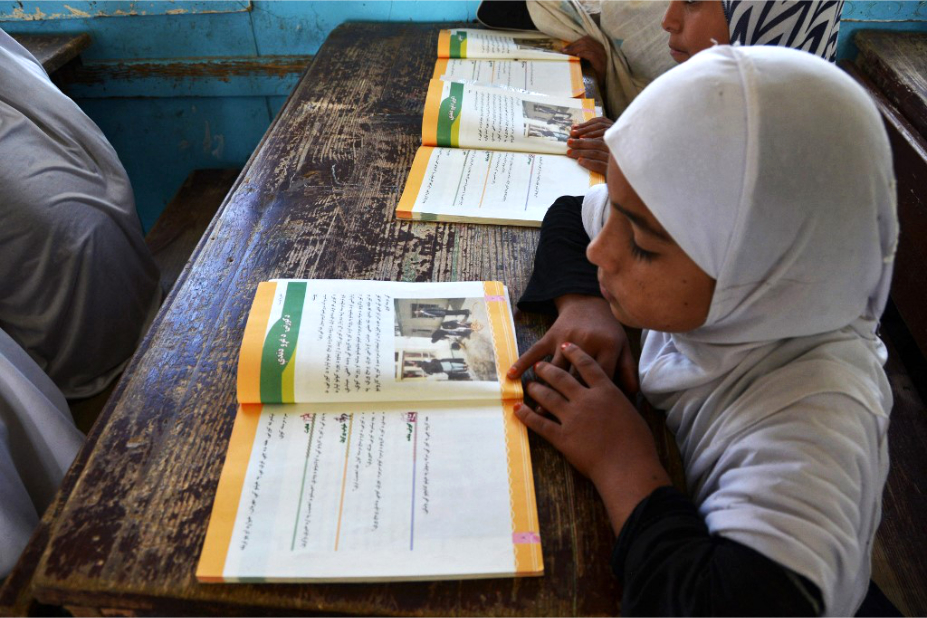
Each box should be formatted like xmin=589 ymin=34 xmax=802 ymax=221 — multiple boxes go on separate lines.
xmin=517 ymin=195 xmax=601 ymax=315
xmin=614 ymin=486 xmax=823 ymax=617
xmin=476 ymin=0 xmax=538 ymax=31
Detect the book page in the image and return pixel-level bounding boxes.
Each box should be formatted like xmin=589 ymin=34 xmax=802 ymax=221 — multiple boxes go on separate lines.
xmin=433 ymin=58 xmax=584 ymax=98
xmin=397 ymin=146 xmax=604 ymax=226
xmin=423 ymin=79 xmax=597 ymax=155
xmin=197 ymin=400 xmax=542 ymax=582
xmin=438 ymin=28 xmax=572 ymax=61
xmin=237 ymin=280 xmax=522 ymax=404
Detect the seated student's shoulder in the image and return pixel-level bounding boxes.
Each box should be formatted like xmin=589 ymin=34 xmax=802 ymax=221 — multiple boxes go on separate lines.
xmin=693 ymin=352 xmax=890 ymax=616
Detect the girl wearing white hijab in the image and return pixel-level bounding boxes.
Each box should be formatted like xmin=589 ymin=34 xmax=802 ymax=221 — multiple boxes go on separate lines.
xmin=512 ymin=46 xmax=896 ymax=616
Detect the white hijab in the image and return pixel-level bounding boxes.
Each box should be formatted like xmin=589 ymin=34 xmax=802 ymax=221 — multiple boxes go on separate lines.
xmin=605 ymin=46 xmax=896 ymax=615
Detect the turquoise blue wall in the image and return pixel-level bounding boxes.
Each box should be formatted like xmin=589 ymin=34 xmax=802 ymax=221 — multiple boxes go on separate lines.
xmin=1 ymin=1 xmax=925 ymax=231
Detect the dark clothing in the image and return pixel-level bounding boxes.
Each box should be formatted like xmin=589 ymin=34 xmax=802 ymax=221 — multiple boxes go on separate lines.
xmin=476 ymin=0 xmax=537 ymax=31
xmin=615 ymin=486 xmax=822 ymax=616
xmin=517 ymin=196 xmax=600 ymax=316
xmin=518 ymin=196 xmax=825 ymax=616
xmin=417 ymin=308 xmax=470 ymax=319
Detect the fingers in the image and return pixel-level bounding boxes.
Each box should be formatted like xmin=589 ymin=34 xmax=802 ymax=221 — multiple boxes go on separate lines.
xmin=567 ymin=140 xmax=609 ymax=162
xmin=560 ymin=342 xmax=609 ymax=388
xmin=550 ymin=349 xmax=569 ymax=371
xmin=508 ymin=338 xmax=552 ymax=378
xmin=562 ymin=35 xmax=596 ymax=56
xmin=514 ymin=402 xmax=561 ymax=444
xmin=576 ymin=157 xmax=608 ymax=175
xmin=526 ymin=378 xmax=570 ymax=415
xmin=533 ymin=361 xmax=582 ymax=401
xmin=617 ymin=342 xmax=640 ymax=395
xmin=570 ymin=117 xmax=614 ymax=137
xmin=595 ymin=348 xmax=619 ymax=382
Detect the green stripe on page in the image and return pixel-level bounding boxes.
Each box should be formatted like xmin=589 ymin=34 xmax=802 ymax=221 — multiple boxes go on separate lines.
xmin=437 ymin=82 xmax=464 ymax=148
xmin=260 ymin=281 xmax=307 ymax=402
xmin=449 ymin=30 xmax=467 ymax=58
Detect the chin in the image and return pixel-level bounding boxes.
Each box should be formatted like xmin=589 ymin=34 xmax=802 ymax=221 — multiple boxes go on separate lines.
xmin=608 ymin=302 xmax=642 ymax=330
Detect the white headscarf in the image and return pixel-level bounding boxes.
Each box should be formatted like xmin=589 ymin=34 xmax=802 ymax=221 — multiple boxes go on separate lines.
xmin=604 ymin=46 xmax=896 ymax=615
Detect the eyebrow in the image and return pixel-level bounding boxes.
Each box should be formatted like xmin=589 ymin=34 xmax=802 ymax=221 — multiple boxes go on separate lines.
xmin=611 ymin=201 xmax=673 ymax=243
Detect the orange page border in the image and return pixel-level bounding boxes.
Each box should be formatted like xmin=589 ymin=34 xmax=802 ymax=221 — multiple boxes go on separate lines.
xmin=437 ymin=29 xmax=451 ymax=58
xmin=482 ymin=282 xmax=541 ymax=575
xmin=580 ymin=97 xmax=597 ymax=122
xmin=421 ymin=79 xmax=444 ymax=147
xmin=197 ymin=403 xmax=264 ymax=582
xmin=432 ymin=58 xmax=448 ymax=80
xmin=569 ymin=59 xmax=584 ymax=97
xmin=237 ymin=281 xmax=277 ymax=403
xmin=397 ymin=146 xmax=434 ymax=219
xmin=503 ymin=401 xmax=543 ymax=575
xmin=483 ymin=282 xmax=522 ymax=401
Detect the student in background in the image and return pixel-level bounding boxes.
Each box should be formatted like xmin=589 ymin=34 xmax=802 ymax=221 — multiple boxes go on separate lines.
xmin=0 ymin=329 xmax=83 ymax=578
xmin=0 ymin=29 xmax=160 ymax=577
xmin=0 ymin=29 xmax=161 ymax=400
xmin=512 ymin=46 xmax=895 ymax=615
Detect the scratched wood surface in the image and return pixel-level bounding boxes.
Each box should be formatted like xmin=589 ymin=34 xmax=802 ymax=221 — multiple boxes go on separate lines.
xmin=855 ymin=31 xmax=927 ymax=142
xmin=9 ymin=33 xmax=91 ymax=75
xmin=24 ymin=23 xmax=657 ymax=616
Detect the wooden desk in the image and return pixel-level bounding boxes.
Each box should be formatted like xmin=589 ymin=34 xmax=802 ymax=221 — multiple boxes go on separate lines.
xmin=9 ymin=33 xmax=91 ymax=75
xmin=12 ymin=22 xmax=676 ymax=616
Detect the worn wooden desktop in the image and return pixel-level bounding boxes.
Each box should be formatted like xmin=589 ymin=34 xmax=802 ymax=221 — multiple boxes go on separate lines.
xmin=18 ymin=22 xmax=679 ymax=616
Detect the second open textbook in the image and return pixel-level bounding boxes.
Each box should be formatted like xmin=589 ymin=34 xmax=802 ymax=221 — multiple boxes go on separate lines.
xmin=397 ymin=79 xmax=604 ymax=226
xmin=198 ymin=280 xmax=542 ymax=583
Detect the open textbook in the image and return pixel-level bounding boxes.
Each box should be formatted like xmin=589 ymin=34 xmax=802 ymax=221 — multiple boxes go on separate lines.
xmin=434 ymin=58 xmax=584 ymax=98
xmin=398 ymin=79 xmax=604 ymax=226
xmin=198 ymin=280 xmax=542 ymax=582
xmin=438 ymin=28 xmax=572 ymax=61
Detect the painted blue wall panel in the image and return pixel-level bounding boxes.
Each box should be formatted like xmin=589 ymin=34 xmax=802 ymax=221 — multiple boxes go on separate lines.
xmin=1 ymin=10 xmax=258 ymax=59
xmin=250 ymin=1 xmax=480 ymax=56
xmin=78 ymin=96 xmax=271 ymax=230
xmin=0 ymin=1 xmax=250 ymax=20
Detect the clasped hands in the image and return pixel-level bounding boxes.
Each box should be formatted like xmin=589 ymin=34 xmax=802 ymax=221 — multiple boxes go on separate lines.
xmin=508 ymin=295 xmax=669 ymax=529
xmin=508 ymin=295 xmax=644 ymax=480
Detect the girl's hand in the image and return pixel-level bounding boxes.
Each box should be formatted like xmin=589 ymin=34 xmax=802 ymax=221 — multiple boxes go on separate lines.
xmin=563 ymin=36 xmax=608 ymax=85
xmin=509 ymin=295 xmax=638 ymax=396
xmin=515 ymin=343 xmax=670 ymax=532
xmin=567 ymin=117 xmax=615 ymax=175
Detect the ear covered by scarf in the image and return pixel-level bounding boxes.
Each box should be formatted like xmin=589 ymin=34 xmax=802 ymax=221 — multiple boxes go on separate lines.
xmin=604 ymin=45 xmax=897 ymax=347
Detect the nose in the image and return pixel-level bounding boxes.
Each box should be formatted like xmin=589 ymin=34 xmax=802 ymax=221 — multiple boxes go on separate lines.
xmin=586 ymin=225 xmax=608 ymax=268
xmin=662 ymin=0 xmax=683 ymax=34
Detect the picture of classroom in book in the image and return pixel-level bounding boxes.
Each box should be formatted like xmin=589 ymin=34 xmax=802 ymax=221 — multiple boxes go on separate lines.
xmin=522 ymin=101 xmax=585 ymax=143
xmin=393 ymin=297 xmax=497 ymax=382
xmin=512 ymin=37 xmax=563 ymax=54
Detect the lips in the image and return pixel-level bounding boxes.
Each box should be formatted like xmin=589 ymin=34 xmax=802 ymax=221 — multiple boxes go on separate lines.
xmin=668 ymin=42 xmax=688 ymax=61
xmin=599 ymin=283 xmax=615 ymax=303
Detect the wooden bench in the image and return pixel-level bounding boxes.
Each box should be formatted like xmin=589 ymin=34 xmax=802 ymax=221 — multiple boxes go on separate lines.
xmin=841 ymin=30 xmax=927 ymax=618
xmin=9 ymin=33 xmax=91 ymax=78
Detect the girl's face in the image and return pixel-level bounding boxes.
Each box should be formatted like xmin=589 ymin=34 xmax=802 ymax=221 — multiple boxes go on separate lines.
xmin=662 ymin=0 xmax=731 ymax=63
xmin=587 ymin=157 xmax=715 ymax=332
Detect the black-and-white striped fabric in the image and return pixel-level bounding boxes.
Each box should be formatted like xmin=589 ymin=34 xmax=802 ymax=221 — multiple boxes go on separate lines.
xmin=722 ymin=0 xmax=845 ymax=61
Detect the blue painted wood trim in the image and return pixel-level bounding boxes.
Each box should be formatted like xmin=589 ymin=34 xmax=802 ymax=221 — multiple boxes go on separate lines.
xmin=64 ymin=55 xmax=313 ymax=98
